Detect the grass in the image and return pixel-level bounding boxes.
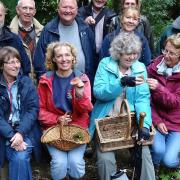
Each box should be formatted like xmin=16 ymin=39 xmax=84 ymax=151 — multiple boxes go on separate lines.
xmin=159 ymin=167 xmax=180 ymax=180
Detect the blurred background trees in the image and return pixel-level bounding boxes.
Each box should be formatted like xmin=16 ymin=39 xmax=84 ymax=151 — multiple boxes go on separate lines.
xmin=2 ymin=0 xmax=180 ymax=45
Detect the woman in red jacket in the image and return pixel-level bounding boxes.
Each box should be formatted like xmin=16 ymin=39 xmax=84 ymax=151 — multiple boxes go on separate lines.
xmin=38 ymin=42 xmax=93 ymax=180
xmin=147 ymin=33 xmax=180 ymax=178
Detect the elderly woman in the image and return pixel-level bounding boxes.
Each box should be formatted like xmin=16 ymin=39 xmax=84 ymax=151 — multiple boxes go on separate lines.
xmin=147 ymin=33 xmax=180 ymax=176
xmin=89 ymin=32 xmax=155 ymax=180
xmin=100 ymin=7 xmax=151 ymax=66
xmin=38 ymin=42 xmax=93 ymax=180
xmin=0 ymin=46 xmax=40 ymax=180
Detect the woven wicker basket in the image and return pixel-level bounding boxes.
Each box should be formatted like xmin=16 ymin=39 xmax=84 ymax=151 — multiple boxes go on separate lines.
xmin=95 ymin=99 xmax=155 ymax=152
xmin=41 ymin=121 xmax=90 ymax=151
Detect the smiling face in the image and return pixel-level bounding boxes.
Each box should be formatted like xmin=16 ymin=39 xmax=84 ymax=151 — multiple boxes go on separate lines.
xmin=92 ymin=0 xmax=107 ymax=12
xmin=54 ymin=45 xmax=74 ymax=76
xmin=58 ymin=0 xmax=78 ymax=25
xmin=119 ymin=53 xmax=138 ymax=71
xmin=16 ymin=0 xmax=36 ymax=27
xmin=121 ymin=8 xmax=139 ymax=32
xmin=3 ymin=57 xmax=21 ymax=82
xmin=163 ymin=41 xmax=180 ymax=68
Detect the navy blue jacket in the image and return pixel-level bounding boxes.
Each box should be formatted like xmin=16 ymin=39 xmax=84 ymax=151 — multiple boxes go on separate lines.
xmin=0 ymin=74 xmax=41 ymax=167
xmin=0 ymin=26 xmax=31 ymax=75
xmin=78 ymin=4 xmax=117 ymax=39
xmin=33 ymin=16 xmax=96 ymax=84
xmin=100 ymin=27 xmax=151 ymax=66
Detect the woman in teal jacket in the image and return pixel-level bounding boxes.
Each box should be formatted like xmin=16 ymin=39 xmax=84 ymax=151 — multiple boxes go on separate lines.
xmin=89 ymin=32 xmax=155 ymax=180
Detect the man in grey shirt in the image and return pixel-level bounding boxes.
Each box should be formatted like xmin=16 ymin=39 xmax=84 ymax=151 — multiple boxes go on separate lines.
xmin=34 ymin=0 xmax=95 ymax=84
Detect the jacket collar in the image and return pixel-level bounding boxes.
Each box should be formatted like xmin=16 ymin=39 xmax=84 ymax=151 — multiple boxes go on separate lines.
xmin=105 ymin=57 xmax=145 ymax=76
xmin=10 ymin=15 xmax=43 ymax=37
xmin=46 ymin=16 xmax=89 ymax=36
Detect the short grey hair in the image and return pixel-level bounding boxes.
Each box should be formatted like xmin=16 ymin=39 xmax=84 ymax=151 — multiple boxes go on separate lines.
xmin=109 ymin=32 xmax=142 ymax=60
xmin=17 ymin=0 xmax=35 ymax=7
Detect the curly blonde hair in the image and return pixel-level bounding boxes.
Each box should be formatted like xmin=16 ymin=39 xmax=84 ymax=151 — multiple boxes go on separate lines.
xmin=45 ymin=42 xmax=77 ymax=71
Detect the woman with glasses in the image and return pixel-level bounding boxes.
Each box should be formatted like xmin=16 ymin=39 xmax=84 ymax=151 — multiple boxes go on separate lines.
xmin=0 ymin=46 xmax=41 ymax=180
xmin=147 ymin=33 xmax=180 ymax=178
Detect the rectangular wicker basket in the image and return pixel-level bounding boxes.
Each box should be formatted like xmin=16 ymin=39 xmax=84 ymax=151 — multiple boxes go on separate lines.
xmin=95 ymin=99 xmax=155 ymax=152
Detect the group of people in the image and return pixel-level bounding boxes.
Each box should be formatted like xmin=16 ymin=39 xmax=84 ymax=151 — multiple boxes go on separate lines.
xmin=0 ymin=0 xmax=179 ymax=180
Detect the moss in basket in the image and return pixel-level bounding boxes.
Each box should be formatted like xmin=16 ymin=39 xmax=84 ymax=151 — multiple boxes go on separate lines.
xmin=73 ymin=132 xmax=84 ymax=142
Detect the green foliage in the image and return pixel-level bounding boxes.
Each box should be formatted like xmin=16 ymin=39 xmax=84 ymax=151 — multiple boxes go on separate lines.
xmin=2 ymin=0 xmax=17 ymax=24
xmin=159 ymin=167 xmax=180 ymax=180
xmin=141 ymin=0 xmax=176 ymax=45
xmin=35 ymin=0 xmax=58 ymax=25
xmin=1 ymin=0 xmax=180 ymax=47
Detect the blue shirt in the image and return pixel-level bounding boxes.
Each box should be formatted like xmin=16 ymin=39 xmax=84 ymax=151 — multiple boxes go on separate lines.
xmin=53 ymin=72 xmax=74 ymax=113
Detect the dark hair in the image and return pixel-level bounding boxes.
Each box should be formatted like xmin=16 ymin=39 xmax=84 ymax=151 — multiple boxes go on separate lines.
xmin=0 ymin=46 xmax=21 ymax=73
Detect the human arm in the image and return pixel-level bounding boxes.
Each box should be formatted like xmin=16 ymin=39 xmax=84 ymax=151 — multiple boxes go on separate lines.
xmin=134 ymin=69 xmax=152 ymax=129
xmin=139 ymin=35 xmax=152 ymax=66
xmin=78 ymin=6 xmax=95 ymax=25
xmin=93 ymin=58 xmax=124 ymax=102
xmin=147 ymin=78 xmax=180 ymax=110
xmin=15 ymin=77 xmax=39 ymax=136
xmin=99 ymin=34 xmax=112 ymax=59
xmin=33 ymin=27 xmax=48 ymax=80
xmin=72 ymin=75 xmax=93 ymax=113
xmin=15 ymin=35 xmax=31 ymax=76
xmin=37 ymin=80 xmax=61 ymax=127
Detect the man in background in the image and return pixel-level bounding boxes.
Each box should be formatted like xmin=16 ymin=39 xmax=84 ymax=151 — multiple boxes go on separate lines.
xmin=0 ymin=1 xmax=30 ymax=76
xmin=10 ymin=0 xmax=43 ymax=80
xmin=34 ymin=0 xmax=95 ymax=84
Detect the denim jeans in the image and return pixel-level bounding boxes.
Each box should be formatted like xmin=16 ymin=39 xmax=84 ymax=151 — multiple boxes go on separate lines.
xmin=151 ymin=130 xmax=180 ymax=168
xmin=47 ymin=144 xmax=86 ymax=180
xmin=6 ymin=137 xmax=33 ymax=180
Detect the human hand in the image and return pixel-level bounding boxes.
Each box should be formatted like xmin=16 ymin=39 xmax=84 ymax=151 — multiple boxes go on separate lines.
xmin=10 ymin=132 xmax=23 ymax=148
xmin=135 ymin=75 xmax=145 ymax=85
xmin=85 ymin=16 xmax=96 ymax=25
xmin=157 ymin=123 xmax=168 ymax=134
xmin=146 ymin=78 xmax=159 ymax=90
xmin=70 ymin=77 xmax=84 ymax=98
xmin=137 ymin=127 xmax=150 ymax=145
xmin=121 ymin=76 xmax=145 ymax=87
xmin=138 ymin=127 xmax=150 ymax=140
xmin=58 ymin=113 xmax=72 ymax=125
xmin=13 ymin=141 xmax=28 ymax=152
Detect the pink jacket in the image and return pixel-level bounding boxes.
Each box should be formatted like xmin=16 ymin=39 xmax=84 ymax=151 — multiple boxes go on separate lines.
xmin=147 ymin=56 xmax=180 ymax=132
xmin=38 ymin=71 xmax=93 ymax=130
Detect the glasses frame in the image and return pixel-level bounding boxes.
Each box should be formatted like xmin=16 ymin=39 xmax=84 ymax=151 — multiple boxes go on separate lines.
xmin=162 ymin=49 xmax=180 ymax=57
xmin=4 ymin=60 xmax=21 ymax=66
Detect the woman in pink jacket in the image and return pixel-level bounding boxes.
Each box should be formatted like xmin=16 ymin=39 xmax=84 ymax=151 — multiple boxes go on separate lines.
xmin=147 ymin=33 xmax=180 ymax=177
xmin=38 ymin=42 xmax=93 ymax=180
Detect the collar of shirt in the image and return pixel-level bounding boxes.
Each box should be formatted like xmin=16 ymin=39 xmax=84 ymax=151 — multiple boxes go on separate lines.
xmin=18 ymin=20 xmax=33 ymax=32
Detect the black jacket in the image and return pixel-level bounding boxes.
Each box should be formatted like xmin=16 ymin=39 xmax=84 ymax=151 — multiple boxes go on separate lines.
xmin=78 ymin=4 xmax=117 ymax=38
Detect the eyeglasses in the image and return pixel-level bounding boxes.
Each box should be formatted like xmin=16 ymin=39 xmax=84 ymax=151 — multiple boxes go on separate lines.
xmin=4 ymin=60 xmax=21 ymax=66
xmin=162 ymin=49 xmax=180 ymax=57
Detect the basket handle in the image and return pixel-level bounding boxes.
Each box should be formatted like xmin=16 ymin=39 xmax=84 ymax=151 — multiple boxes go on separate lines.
xmin=59 ymin=120 xmax=64 ymax=139
xmin=120 ymin=99 xmax=131 ymax=139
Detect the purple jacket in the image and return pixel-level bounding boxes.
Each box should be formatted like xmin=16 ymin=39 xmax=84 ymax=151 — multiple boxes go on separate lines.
xmin=147 ymin=56 xmax=180 ymax=132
